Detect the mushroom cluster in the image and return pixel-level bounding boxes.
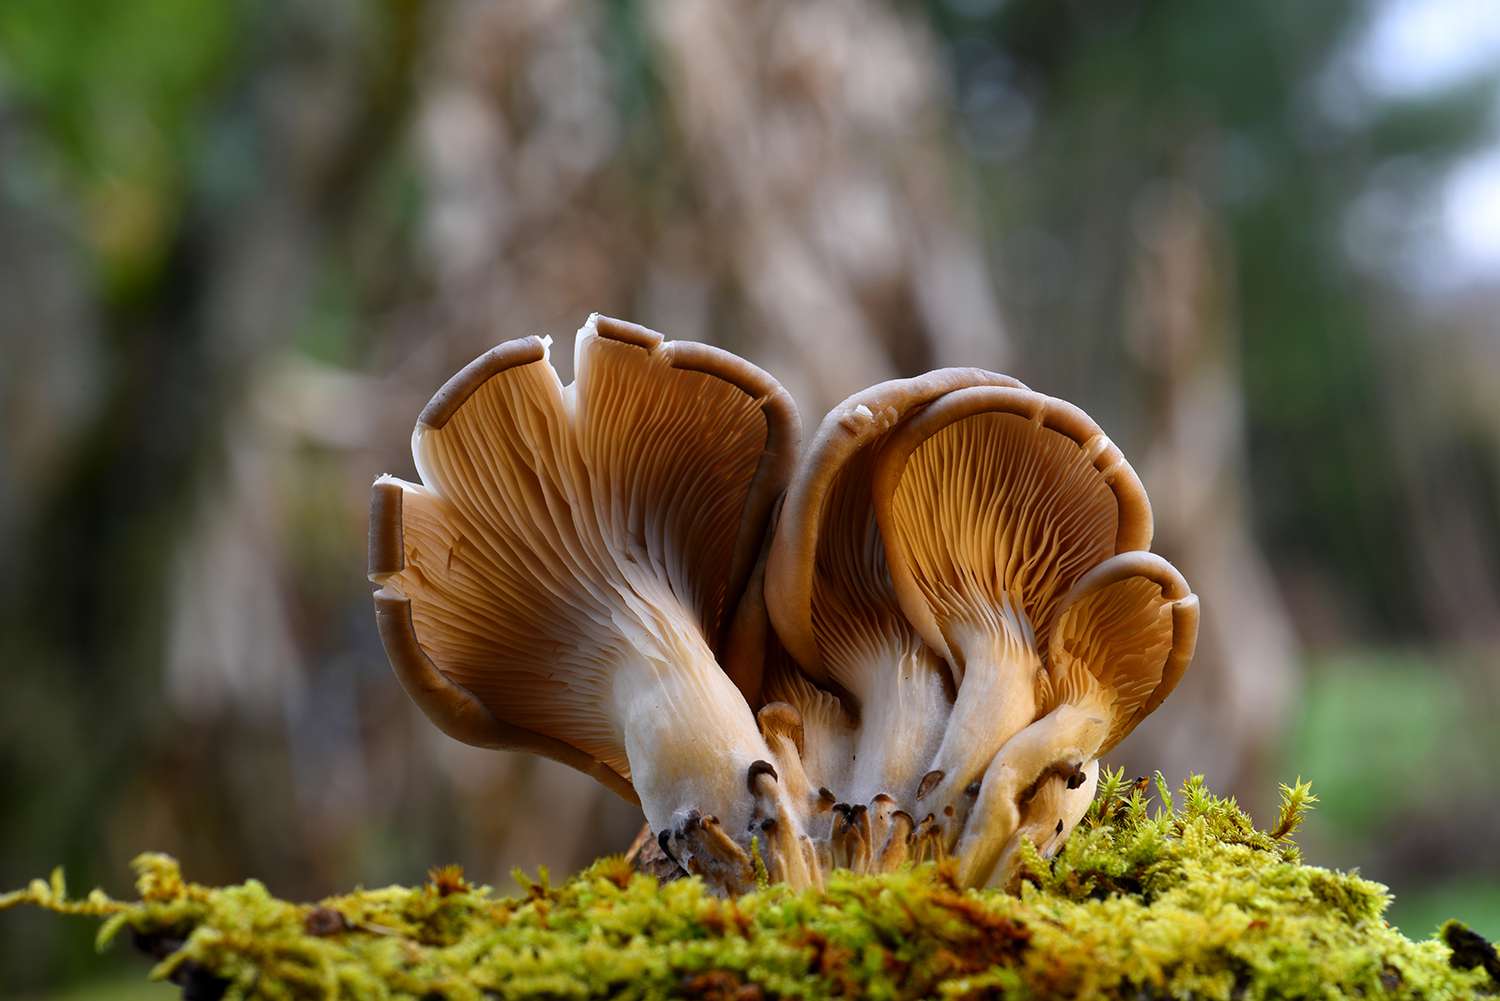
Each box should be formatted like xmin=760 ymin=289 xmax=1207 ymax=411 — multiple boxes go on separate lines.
xmin=369 ymin=316 xmax=1198 ymax=894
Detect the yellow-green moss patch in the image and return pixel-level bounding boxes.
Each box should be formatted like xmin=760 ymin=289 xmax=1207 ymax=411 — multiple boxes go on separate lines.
xmin=5 ymin=773 xmax=1496 ymax=1000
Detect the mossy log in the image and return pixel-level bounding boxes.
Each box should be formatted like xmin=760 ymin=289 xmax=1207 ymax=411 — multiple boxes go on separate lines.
xmin=5 ymin=773 xmax=1496 ymax=1000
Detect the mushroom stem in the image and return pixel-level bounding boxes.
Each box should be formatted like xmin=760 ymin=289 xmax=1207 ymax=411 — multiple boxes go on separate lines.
xmin=989 ymin=759 xmax=1099 ymax=889
xmin=954 ymin=702 xmax=1108 ymax=888
xmin=841 ymin=643 xmax=951 ymax=807
xmin=915 ymin=624 xmax=1039 ymax=842
xmin=612 ymin=645 xmax=780 ymax=859
xmin=756 ymin=703 xmax=817 ymax=816
xmin=876 ymin=809 xmax=915 ymax=871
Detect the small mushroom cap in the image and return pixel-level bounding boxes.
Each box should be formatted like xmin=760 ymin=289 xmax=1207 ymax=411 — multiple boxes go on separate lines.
xmin=870 ymin=384 xmax=1153 ymax=671
xmin=369 ymin=316 xmax=798 ymax=797
xmin=766 ymin=368 xmax=1024 ymax=684
xmin=756 ymin=702 xmax=806 ymax=757
xmin=1045 ymin=550 xmax=1199 ymax=753
xmin=760 ymin=642 xmax=858 ymax=798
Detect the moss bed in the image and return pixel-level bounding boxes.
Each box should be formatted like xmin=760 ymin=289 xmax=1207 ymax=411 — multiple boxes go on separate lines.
xmin=5 ymin=772 xmax=1497 ymax=1000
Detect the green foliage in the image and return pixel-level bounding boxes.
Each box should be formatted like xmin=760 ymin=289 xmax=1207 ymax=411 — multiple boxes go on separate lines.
xmin=1285 ymin=652 xmax=1500 ymax=939
xmin=5 ymin=775 xmax=1496 ymax=1000
xmin=0 ymin=0 xmax=237 ymax=296
xmin=1291 ymin=653 xmax=1468 ymax=834
xmin=1271 ymin=778 xmax=1319 ymax=840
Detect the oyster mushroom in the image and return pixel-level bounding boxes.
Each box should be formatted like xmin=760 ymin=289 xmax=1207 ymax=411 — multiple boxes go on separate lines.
xmin=368 ymin=315 xmax=806 ymax=889
xmin=957 ymin=551 xmax=1199 ymax=887
xmin=869 ymin=385 xmax=1154 ymax=843
xmin=765 ymin=371 xmax=1022 ymax=812
xmin=759 ymin=653 xmax=856 ymax=814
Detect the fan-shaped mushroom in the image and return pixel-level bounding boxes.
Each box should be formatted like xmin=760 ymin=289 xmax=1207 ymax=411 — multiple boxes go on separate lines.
xmin=765 ymin=371 xmax=1022 ymax=811
xmin=955 ymin=551 xmax=1198 ymax=887
xmin=869 ymin=385 xmax=1154 ymax=843
xmin=368 ymin=315 xmax=805 ymax=888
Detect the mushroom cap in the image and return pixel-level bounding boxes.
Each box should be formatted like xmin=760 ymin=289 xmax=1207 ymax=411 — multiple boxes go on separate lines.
xmin=765 ymin=369 xmax=1025 ymax=686
xmin=760 ymin=638 xmax=858 ymax=798
xmin=370 ymin=582 xmax=640 ymax=803
xmin=870 ymin=384 xmax=1153 ymax=673
xmin=1045 ymin=550 xmax=1199 ymax=754
xmin=756 ymin=701 xmax=807 ymax=757
xmin=369 ymin=316 xmax=798 ymax=798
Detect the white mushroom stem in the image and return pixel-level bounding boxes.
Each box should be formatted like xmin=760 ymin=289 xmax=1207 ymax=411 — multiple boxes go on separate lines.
xmin=798 ymin=707 xmax=855 ymax=807
xmin=612 ymin=645 xmax=778 ymax=843
xmin=841 ymin=641 xmax=951 ymax=807
xmin=954 ymin=701 xmax=1109 ymax=888
xmin=914 ymin=616 xmax=1039 ymax=842
xmin=988 ymin=759 xmax=1099 ymax=889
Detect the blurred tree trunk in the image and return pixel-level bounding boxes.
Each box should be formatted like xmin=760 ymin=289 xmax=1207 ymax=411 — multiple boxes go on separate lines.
xmin=1381 ymin=325 xmax=1500 ymax=646
xmin=1117 ymin=173 xmax=1299 ymax=802
xmin=646 ymin=0 xmax=1012 ymax=412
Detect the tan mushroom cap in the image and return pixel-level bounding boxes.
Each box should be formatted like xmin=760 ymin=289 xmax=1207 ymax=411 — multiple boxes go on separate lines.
xmin=955 ymin=551 xmax=1197 ymax=887
xmin=766 ymin=369 xmax=1025 ymax=682
xmin=368 ymin=315 xmax=798 ymax=801
xmin=370 ymin=581 xmax=640 ymax=803
xmin=760 ymin=644 xmax=857 ymax=799
xmin=871 ymin=384 xmax=1154 ymax=673
xmin=1045 ymin=550 xmax=1199 ymax=754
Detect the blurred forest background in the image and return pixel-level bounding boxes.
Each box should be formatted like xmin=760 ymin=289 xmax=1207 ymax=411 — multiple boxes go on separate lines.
xmin=3 ymin=0 xmax=1500 ymax=996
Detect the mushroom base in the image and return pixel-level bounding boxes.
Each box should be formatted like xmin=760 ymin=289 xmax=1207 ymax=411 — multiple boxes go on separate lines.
xmin=634 ymin=686 xmax=1117 ymax=895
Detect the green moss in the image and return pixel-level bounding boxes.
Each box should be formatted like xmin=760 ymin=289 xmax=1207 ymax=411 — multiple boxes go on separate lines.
xmin=5 ymin=774 xmax=1496 ymax=1000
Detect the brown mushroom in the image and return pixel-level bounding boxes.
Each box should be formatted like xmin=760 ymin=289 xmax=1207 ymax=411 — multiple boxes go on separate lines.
xmin=868 ymin=384 xmax=1153 ymax=841
xmin=371 ymin=320 xmax=1198 ymax=892
xmin=955 ymin=551 xmax=1198 ymax=887
xmin=765 ymin=370 xmax=1022 ymax=809
xmin=368 ymin=315 xmax=805 ymax=885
